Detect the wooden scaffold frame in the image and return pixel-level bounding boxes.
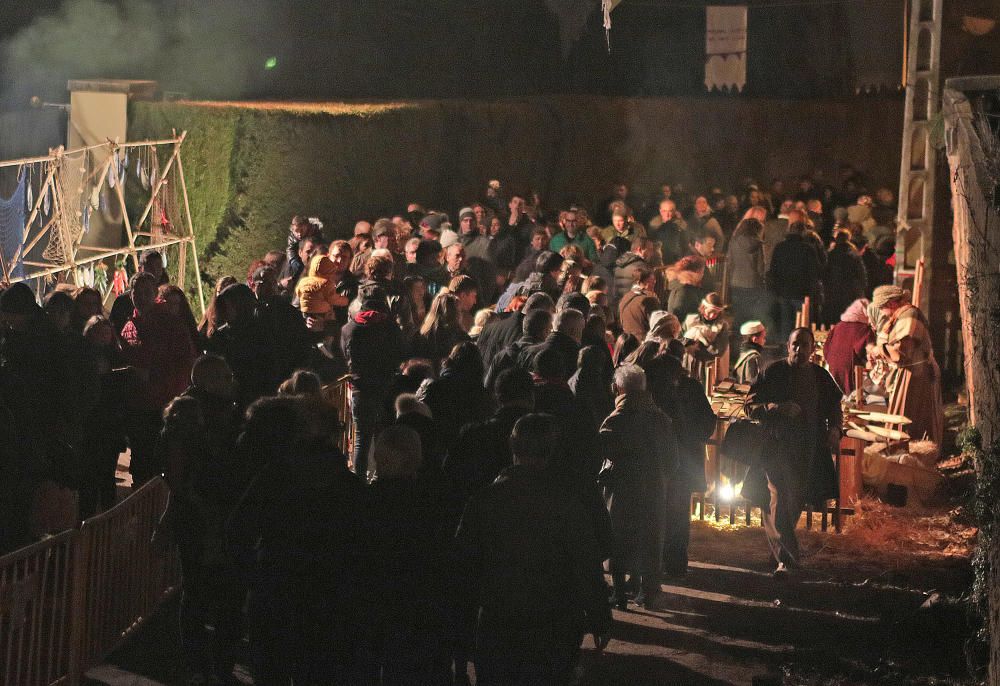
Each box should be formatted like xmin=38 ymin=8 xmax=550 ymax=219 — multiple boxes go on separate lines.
xmin=0 ymin=131 xmax=205 ymax=312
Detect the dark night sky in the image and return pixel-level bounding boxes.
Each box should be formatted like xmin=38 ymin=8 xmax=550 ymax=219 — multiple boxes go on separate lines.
xmin=1 ymin=0 xmax=997 ymax=108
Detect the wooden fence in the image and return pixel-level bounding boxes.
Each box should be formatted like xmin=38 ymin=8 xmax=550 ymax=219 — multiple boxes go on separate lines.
xmin=0 ymin=478 xmax=179 ymax=686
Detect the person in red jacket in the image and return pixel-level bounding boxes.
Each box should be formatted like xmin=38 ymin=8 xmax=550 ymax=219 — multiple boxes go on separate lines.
xmin=120 ymin=272 xmax=197 ymax=485
xmin=823 ymin=298 xmax=873 ymax=396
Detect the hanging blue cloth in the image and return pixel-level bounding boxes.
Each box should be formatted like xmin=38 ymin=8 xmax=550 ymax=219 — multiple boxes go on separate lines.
xmin=0 ymin=173 xmax=26 ymax=279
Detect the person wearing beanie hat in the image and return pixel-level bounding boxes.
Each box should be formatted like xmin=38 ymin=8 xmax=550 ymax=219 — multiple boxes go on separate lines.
xmin=421 ymin=213 xmax=459 ymax=249
xmin=457 ymin=206 xmax=491 ymax=261
xmin=734 ymin=320 xmax=766 ymax=384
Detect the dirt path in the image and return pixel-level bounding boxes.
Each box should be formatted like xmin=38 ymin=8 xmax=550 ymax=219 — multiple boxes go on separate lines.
xmin=578 ymin=522 xmax=974 ymax=686
xmin=89 ymin=521 xmax=974 ymax=686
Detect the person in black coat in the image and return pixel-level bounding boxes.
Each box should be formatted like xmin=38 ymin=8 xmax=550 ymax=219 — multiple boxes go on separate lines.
xmin=628 ymin=344 xmax=716 ymax=576
xmin=416 ymin=342 xmax=491 ymax=456
xmin=476 ymin=292 xmax=555 ymax=370
xmin=484 ymin=309 xmax=552 ymax=393
xmin=207 ymin=284 xmax=278 ymax=408
xmin=745 ymin=328 xmax=842 ymax=574
xmin=364 ymin=425 xmax=457 ymax=685
xmin=455 ymin=414 xmax=612 ymax=685
xmin=766 ymin=221 xmax=821 ymax=342
xmin=445 ymin=367 xmax=534 ymax=502
xmin=569 ymin=345 xmax=614 ymax=435
xmin=521 ymin=308 xmax=584 ymax=383
xmin=249 ymin=266 xmax=314 ymax=385
xmin=822 ymin=231 xmax=867 ymax=325
xmin=599 ymin=364 xmax=678 ymax=609
xmin=341 ymin=299 xmax=405 ymax=478
xmin=226 ymin=397 xmax=367 ymax=684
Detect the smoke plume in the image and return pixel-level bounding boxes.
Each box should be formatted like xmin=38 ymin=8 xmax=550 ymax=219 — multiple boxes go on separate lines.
xmin=1 ymin=0 xmax=285 ymax=108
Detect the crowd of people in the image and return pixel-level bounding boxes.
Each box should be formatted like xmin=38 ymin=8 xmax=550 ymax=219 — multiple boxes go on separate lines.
xmin=0 ymin=169 xmax=942 ymax=685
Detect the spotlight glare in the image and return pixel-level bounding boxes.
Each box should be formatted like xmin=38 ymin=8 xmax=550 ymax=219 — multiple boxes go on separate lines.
xmin=719 ymin=484 xmax=735 ymax=502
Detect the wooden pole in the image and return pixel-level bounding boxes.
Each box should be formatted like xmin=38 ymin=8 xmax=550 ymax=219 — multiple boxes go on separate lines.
xmin=129 ymin=134 xmax=186 ymax=241
xmin=110 ymin=146 xmax=140 ymax=271
xmin=802 ymin=296 xmax=811 ymax=328
xmin=911 ymin=258 xmax=925 ymax=307
xmin=175 ymin=145 xmax=206 ymax=313
xmin=943 ymin=80 xmax=1000 ymax=684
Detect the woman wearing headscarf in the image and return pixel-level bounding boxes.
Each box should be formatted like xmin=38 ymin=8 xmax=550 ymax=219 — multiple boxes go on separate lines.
xmin=823 ymin=298 xmax=874 ymax=396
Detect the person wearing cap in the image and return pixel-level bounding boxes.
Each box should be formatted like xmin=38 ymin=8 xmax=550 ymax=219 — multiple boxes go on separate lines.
xmin=734 ymin=320 xmax=766 ymax=385
xmin=618 ymin=265 xmax=661 ymax=340
xmin=549 ymin=210 xmax=598 ymax=262
xmin=457 ymin=207 xmax=491 ymax=261
xmin=457 ymin=207 xmax=500 ymax=304
xmin=420 ymin=213 xmax=458 ymax=249
xmin=871 ymin=285 xmax=943 ymax=444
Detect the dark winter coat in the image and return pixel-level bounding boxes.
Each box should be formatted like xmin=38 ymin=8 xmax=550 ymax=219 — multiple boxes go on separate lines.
xmin=667 ymin=283 xmax=707 ymax=322
xmin=341 ymin=310 xmax=404 ymax=391
xmin=640 ymin=353 xmax=716 ymax=492
xmin=612 ymin=252 xmax=648 ymax=305
xmin=207 ymin=317 xmax=279 ymax=407
xmin=476 ymin=311 xmax=523 ymax=370
xmin=255 ymin=296 xmax=314 ymax=384
xmin=747 ymin=361 xmax=842 ymax=507
xmin=416 ymin=367 xmax=491 ymax=452
xmin=522 ymin=331 xmax=580 ymax=382
xmin=822 ymin=244 xmax=867 ymax=325
xmin=767 ymin=233 xmax=821 ymax=300
xmin=226 ymin=447 xmax=366 ymax=668
xmin=484 ymin=334 xmax=543 ymax=392
xmin=364 ymin=476 xmax=458 ymax=677
xmin=455 ymin=465 xmax=610 ymax=663
xmin=726 ymin=232 xmax=766 ymax=289
xmin=444 ymin=404 xmax=530 ymax=500
xmin=533 ymin=378 xmax=601 ymax=477
xmin=598 ymin=392 xmax=678 ymax=570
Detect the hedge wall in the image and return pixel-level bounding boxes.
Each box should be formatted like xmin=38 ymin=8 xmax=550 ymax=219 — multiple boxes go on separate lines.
xmin=129 ymin=96 xmax=903 ymax=282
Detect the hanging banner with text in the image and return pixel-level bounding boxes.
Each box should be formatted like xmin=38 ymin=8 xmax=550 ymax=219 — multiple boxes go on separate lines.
xmin=705 ymin=5 xmax=747 ymax=92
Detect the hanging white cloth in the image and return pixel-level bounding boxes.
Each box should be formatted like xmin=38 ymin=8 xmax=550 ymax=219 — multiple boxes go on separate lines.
xmin=705 ymin=5 xmax=747 ymax=92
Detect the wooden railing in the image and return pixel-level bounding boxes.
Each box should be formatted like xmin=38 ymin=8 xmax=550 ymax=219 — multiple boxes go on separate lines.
xmin=0 ymin=478 xmax=179 ymax=686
